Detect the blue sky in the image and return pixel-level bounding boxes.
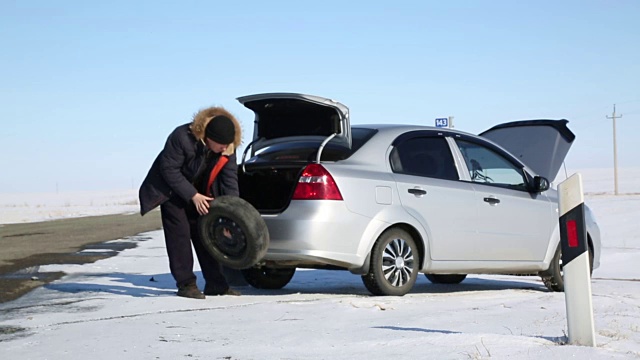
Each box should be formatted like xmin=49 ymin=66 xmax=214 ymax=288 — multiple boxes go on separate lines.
xmin=1 ymin=1 xmax=638 ymax=193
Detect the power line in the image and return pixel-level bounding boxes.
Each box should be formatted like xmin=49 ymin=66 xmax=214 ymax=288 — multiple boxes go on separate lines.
xmin=606 ymin=104 xmax=623 ymax=195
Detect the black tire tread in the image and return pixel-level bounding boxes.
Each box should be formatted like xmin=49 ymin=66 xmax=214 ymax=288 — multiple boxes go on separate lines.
xmin=425 ymin=274 xmax=467 ymax=284
xmin=241 ymin=267 xmax=296 ymax=289
xmin=198 ymin=196 xmax=269 ymax=270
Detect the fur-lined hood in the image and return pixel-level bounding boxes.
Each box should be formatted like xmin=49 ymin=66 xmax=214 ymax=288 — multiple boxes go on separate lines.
xmin=189 ymin=106 xmax=242 ymax=156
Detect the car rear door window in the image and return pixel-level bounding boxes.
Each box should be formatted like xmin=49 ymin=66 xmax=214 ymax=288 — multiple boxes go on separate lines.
xmin=391 ymin=137 xmax=458 ymax=180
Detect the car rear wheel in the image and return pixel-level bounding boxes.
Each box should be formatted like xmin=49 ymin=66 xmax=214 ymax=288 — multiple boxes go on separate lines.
xmin=362 ymin=228 xmax=419 ymax=296
xmin=198 ymin=196 xmax=269 ymax=270
xmin=540 ymin=243 xmax=594 ymax=292
xmin=425 ymin=274 xmax=467 ymax=284
xmin=241 ymin=267 xmax=296 ymax=289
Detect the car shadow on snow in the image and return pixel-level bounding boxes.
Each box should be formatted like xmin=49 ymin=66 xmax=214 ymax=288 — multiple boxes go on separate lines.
xmin=245 ymin=270 xmax=550 ymax=296
xmin=44 ymin=270 xmax=549 ymax=299
xmin=410 ymin=275 xmax=549 ymax=294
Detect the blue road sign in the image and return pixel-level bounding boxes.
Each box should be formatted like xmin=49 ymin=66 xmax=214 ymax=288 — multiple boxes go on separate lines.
xmin=435 ymin=118 xmax=448 ymax=127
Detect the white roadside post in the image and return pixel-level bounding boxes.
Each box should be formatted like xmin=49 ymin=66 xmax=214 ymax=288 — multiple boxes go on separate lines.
xmin=558 ymin=173 xmax=596 ymax=346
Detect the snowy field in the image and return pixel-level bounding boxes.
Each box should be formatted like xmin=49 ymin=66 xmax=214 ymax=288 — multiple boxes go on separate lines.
xmin=0 ymin=189 xmax=140 ymax=225
xmin=0 ymin=168 xmax=639 ymax=359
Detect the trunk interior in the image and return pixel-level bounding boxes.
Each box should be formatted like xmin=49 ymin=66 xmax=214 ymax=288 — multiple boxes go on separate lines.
xmin=238 ymin=164 xmax=306 ymax=214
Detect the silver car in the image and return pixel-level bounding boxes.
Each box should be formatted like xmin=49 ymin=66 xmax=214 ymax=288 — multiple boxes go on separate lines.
xmin=234 ymin=93 xmax=601 ymax=296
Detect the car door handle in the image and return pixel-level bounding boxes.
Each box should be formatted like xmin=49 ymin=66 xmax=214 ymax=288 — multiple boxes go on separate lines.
xmin=483 ymin=197 xmax=500 ymax=205
xmin=408 ymin=188 xmax=427 ymax=196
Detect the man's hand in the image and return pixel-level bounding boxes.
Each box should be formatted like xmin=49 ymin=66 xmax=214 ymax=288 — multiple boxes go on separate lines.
xmin=191 ymin=193 xmax=214 ymax=215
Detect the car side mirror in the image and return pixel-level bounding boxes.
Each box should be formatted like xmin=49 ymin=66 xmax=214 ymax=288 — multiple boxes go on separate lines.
xmin=532 ymin=176 xmax=550 ymax=192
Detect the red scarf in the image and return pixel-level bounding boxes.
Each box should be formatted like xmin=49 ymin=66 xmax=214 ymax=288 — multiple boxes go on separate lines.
xmin=205 ymin=156 xmax=229 ymax=197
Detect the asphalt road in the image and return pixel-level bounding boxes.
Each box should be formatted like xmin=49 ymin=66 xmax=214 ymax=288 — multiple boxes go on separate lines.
xmin=0 ymin=211 xmax=162 ymax=303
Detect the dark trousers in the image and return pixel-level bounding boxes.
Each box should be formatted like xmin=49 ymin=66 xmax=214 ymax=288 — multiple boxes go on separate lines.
xmin=160 ymin=196 xmax=228 ymax=291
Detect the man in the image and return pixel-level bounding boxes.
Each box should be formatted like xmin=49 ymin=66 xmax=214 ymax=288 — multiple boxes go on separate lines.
xmin=139 ymin=106 xmax=242 ymax=299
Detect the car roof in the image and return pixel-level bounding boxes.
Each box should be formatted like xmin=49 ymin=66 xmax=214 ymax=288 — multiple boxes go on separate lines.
xmin=342 ymin=124 xmax=529 ymax=173
xmin=356 ymin=120 xmax=575 ymax=180
xmin=354 ymin=123 xmax=476 ymax=136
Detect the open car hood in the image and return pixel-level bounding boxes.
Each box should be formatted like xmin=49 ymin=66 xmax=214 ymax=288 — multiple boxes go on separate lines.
xmin=237 ymin=93 xmax=351 ymax=155
xmin=479 ymin=119 xmax=575 ymax=180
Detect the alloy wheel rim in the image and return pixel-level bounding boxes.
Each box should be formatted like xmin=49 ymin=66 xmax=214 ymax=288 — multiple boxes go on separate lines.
xmin=382 ymin=238 xmax=414 ymax=287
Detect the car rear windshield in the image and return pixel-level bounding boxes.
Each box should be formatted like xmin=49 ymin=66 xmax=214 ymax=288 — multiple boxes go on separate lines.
xmin=250 ymin=128 xmax=377 ymax=163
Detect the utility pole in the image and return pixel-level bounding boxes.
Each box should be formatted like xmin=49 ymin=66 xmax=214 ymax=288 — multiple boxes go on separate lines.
xmin=606 ymin=104 xmax=623 ymax=195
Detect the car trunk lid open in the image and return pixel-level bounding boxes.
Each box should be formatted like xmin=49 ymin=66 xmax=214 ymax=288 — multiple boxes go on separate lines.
xmin=237 ymin=93 xmax=351 ymax=214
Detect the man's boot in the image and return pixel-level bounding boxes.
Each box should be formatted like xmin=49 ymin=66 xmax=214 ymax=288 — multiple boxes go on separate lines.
xmin=177 ymin=283 xmax=205 ymax=299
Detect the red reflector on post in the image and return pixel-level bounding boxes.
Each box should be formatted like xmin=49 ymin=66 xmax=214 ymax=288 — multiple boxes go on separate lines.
xmin=567 ymin=219 xmax=578 ymax=248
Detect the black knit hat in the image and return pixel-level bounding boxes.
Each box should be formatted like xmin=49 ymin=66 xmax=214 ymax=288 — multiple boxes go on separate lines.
xmin=205 ymin=116 xmax=235 ymax=144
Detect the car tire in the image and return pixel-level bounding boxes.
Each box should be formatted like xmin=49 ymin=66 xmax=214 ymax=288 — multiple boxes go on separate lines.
xmin=241 ymin=267 xmax=296 ymax=289
xmin=198 ymin=196 xmax=269 ymax=270
xmin=425 ymin=274 xmax=467 ymax=284
xmin=361 ymin=228 xmax=419 ymax=296
xmin=540 ymin=243 xmax=594 ymax=292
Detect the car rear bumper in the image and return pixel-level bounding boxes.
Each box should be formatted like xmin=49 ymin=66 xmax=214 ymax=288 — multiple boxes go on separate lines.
xmin=261 ymin=200 xmax=379 ymax=268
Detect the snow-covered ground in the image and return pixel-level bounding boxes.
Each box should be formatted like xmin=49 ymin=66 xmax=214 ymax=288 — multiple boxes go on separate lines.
xmin=0 ymin=189 xmax=140 ymax=225
xmin=0 ymin=168 xmax=639 ymax=359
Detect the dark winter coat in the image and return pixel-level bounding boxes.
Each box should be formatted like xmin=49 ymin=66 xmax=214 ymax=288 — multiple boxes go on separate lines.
xmin=139 ymin=106 xmax=242 ymax=216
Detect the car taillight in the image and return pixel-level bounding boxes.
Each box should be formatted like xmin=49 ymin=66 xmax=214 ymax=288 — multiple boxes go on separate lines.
xmin=292 ymin=164 xmax=343 ymax=200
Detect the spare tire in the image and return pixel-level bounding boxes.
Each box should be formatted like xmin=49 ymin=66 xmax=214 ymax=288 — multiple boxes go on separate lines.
xmin=198 ymin=196 xmax=269 ymax=270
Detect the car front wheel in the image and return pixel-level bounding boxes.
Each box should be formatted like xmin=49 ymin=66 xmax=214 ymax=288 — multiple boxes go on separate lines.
xmin=362 ymin=228 xmax=419 ymax=296
xmin=540 ymin=244 xmax=594 ymax=292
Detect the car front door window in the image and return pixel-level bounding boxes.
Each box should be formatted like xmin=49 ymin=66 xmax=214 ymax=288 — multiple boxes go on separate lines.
xmin=457 ymin=140 xmax=527 ymax=191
